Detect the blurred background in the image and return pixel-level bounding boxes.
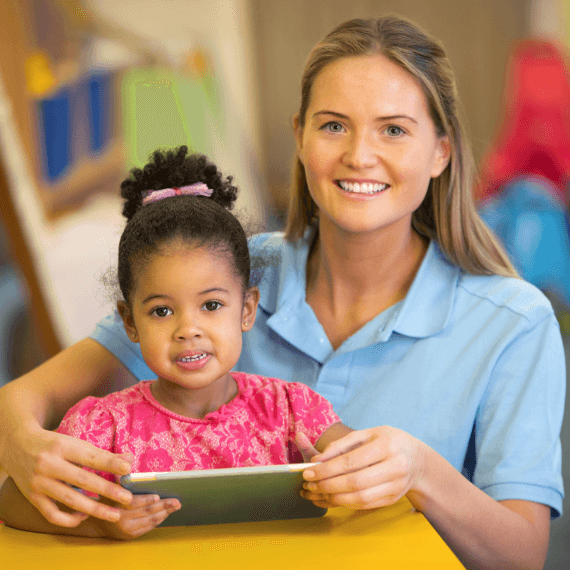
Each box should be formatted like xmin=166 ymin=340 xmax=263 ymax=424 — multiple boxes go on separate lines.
xmin=0 ymin=0 xmax=569 ymax=566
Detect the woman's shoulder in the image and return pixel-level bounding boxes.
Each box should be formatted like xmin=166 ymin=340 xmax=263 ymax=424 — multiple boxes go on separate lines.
xmin=457 ymin=270 xmax=555 ymax=325
xmin=247 ymin=231 xmax=310 ymax=309
xmin=247 ymin=231 xmax=287 ymax=255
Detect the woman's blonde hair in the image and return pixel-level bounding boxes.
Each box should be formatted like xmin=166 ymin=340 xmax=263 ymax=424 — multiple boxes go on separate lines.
xmin=285 ymin=15 xmax=518 ymax=278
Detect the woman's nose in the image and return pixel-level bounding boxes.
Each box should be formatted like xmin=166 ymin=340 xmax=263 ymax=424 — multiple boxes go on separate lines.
xmin=341 ymin=132 xmax=379 ymax=169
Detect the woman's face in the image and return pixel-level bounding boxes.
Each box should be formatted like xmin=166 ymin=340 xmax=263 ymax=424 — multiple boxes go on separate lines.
xmin=295 ymin=55 xmax=450 ymax=238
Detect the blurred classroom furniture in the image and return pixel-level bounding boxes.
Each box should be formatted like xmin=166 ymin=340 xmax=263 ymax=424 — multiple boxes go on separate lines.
xmin=0 ymin=156 xmax=59 ymax=384
xmin=0 ymin=497 xmax=464 ymax=569
xmin=0 ymin=0 xmax=267 ymax=357
xmin=479 ymin=176 xmax=570 ymax=309
xmin=477 ymin=39 xmax=570 ymax=310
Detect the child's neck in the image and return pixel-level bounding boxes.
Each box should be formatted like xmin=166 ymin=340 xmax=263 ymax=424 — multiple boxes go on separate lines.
xmin=149 ymin=374 xmax=238 ymax=419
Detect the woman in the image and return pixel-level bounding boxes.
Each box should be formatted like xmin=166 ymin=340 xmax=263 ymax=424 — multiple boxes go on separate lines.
xmin=0 ymin=16 xmax=563 ymax=569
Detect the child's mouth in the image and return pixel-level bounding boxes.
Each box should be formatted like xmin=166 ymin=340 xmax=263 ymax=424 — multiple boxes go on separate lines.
xmin=176 ymin=353 xmax=211 ymax=370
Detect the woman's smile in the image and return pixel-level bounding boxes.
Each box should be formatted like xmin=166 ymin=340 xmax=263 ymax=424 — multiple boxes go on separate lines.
xmin=336 ymin=179 xmax=390 ymax=196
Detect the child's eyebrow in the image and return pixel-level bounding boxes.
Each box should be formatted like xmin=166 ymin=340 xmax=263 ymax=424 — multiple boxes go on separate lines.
xmin=141 ymin=288 xmax=229 ymax=304
xmin=142 ymin=294 xmax=171 ymax=304
xmin=198 ymin=288 xmax=230 ymax=295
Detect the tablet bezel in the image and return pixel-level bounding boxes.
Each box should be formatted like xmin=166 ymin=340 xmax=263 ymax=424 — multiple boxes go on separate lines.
xmin=120 ymin=463 xmax=327 ymax=527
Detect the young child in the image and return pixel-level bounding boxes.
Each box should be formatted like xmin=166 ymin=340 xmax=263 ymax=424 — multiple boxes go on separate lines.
xmin=0 ymin=147 xmax=351 ymax=539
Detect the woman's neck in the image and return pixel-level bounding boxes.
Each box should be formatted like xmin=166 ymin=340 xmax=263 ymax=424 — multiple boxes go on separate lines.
xmin=306 ymin=219 xmax=427 ymax=349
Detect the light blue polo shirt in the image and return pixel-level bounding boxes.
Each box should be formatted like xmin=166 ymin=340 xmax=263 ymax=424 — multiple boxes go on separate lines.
xmin=91 ymin=227 xmax=565 ymax=518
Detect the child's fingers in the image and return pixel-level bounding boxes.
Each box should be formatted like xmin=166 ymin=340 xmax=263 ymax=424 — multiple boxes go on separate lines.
xmin=125 ymin=496 xmax=180 ymax=519
xmin=123 ymin=494 xmax=160 ymax=511
xmin=295 ymin=433 xmax=319 ymax=463
xmin=121 ymin=499 xmax=181 ymax=536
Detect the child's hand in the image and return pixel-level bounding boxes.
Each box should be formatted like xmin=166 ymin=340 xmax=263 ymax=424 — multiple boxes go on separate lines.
xmin=94 ymin=494 xmax=181 ymax=540
xmin=295 ymin=433 xmax=320 ymax=463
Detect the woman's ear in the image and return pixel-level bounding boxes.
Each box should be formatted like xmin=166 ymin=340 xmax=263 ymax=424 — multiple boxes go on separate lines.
xmin=117 ymin=301 xmax=139 ymax=343
xmin=431 ymin=135 xmax=451 ymax=178
xmin=242 ymin=287 xmax=260 ymax=332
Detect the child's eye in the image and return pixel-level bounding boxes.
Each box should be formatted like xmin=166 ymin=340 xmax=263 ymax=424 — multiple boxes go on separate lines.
xmin=321 ymin=121 xmax=345 ymax=133
xmin=385 ymin=125 xmax=405 ymax=137
xmin=151 ymin=306 xmax=172 ymax=317
xmin=203 ymin=301 xmax=223 ymax=312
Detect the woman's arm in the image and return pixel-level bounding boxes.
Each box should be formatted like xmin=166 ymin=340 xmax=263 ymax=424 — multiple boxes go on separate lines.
xmin=300 ymin=427 xmax=550 ymax=570
xmin=0 ymin=476 xmax=180 ymax=539
xmin=0 ymin=339 xmax=138 ymax=526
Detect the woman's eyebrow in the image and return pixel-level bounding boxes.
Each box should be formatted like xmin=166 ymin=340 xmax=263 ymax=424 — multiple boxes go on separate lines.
xmin=312 ymin=110 xmax=418 ymax=123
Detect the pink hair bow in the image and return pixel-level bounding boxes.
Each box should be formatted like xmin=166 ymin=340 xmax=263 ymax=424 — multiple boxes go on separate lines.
xmin=142 ymin=183 xmax=213 ymax=205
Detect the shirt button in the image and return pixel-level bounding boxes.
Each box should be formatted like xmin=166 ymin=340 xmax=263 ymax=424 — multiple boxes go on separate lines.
xmin=319 ymin=338 xmax=324 ymax=343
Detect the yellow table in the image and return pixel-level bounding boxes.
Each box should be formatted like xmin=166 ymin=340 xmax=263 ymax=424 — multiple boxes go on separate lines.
xmin=0 ymin=497 xmax=464 ymax=569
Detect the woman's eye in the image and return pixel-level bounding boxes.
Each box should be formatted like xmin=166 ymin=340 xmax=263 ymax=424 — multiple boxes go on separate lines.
xmin=204 ymin=301 xmax=222 ymax=311
xmin=152 ymin=306 xmax=172 ymax=317
xmin=386 ymin=125 xmax=404 ymax=137
xmin=322 ymin=121 xmax=345 ymax=133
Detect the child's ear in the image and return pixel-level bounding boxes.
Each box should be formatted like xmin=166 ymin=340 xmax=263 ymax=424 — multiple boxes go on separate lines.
xmin=117 ymin=301 xmax=139 ymax=343
xmin=241 ymin=286 xmax=260 ymax=332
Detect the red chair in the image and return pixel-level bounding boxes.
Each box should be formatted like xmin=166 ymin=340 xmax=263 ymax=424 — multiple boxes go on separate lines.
xmin=477 ymin=40 xmax=570 ymax=207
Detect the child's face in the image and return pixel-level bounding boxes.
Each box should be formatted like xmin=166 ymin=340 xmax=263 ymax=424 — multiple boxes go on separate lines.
xmin=118 ymin=244 xmax=258 ymax=411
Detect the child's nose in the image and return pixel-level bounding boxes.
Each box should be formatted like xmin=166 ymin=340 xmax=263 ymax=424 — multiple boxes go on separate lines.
xmin=174 ymin=315 xmax=202 ymax=339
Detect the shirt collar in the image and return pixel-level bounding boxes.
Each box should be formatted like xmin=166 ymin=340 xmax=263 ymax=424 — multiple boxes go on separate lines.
xmin=389 ymin=240 xmax=459 ymax=338
xmin=260 ymin=225 xmax=459 ymax=341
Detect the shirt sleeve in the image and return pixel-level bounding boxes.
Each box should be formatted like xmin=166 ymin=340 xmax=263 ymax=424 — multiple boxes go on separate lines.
xmin=473 ymin=312 xmax=565 ymax=519
xmin=284 ymin=382 xmax=342 ymax=449
xmin=90 ymin=312 xmax=154 ymax=380
xmin=56 ymin=397 xmax=118 ymax=483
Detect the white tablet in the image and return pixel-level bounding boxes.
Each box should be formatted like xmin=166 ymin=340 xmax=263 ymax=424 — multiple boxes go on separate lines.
xmin=120 ymin=463 xmax=327 ymax=527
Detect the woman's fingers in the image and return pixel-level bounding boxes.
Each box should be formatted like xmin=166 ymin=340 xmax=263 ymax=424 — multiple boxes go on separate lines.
xmin=44 ymin=435 xmax=132 ymax=480
xmin=31 ymin=493 xmax=92 ymax=527
xmin=19 ymin=432 xmax=136 ymax=524
xmin=303 ymin=457 xmax=408 ymax=506
xmin=30 ymin=475 xmax=124 ymax=524
xmin=304 ymin=431 xmax=388 ymax=482
xmin=311 ymin=429 xmax=375 ymax=462
xmin=31 ymin=437 xmax=133 ymax=503
xmin=300 ymin=427 xmax=423 ymax=510
xmin=32 ymin=453 xmax=132 ymax=504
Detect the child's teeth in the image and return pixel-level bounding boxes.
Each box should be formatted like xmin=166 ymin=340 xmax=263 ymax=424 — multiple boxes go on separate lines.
xmin=179 ymin=354 xmax=207 ymax=362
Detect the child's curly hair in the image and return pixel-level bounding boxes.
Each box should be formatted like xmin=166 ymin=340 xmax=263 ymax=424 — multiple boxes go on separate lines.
xmin=118 ymin=146 xmax=249 ymax=305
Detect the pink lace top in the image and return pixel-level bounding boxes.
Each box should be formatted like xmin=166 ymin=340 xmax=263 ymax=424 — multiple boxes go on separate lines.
xmin=56 ymin=372 xmax=340 ymax=482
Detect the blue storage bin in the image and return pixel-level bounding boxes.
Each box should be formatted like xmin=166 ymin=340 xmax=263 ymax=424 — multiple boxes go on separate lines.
xmin=37 ymin=87 xmax=72 ymax=182
xmin=87 ymin=73 xmax=113 ymax=154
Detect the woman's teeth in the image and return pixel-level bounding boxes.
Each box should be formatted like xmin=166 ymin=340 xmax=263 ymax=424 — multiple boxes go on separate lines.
xmin=338 ymin=181 xmax=388 ymax=194
xmin=179 ymin=354 xmax=208 ymax=362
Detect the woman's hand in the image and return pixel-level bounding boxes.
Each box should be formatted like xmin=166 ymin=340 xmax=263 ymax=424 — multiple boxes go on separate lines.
xmin=299 ymin=426 xmax=427 ymax=509
xmin=8 ymin=427 xmax=135 ymax=526
xmin=92 ymin=494 xmax=181 ymax=540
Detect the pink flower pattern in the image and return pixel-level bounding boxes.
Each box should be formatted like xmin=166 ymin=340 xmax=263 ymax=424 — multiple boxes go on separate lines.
xmin=56 ymin=372 xmax=340 ymax=483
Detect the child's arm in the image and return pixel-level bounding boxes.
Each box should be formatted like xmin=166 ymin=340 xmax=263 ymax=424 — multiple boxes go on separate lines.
xmin=0 ymin=475 xmax=180 ymax=539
